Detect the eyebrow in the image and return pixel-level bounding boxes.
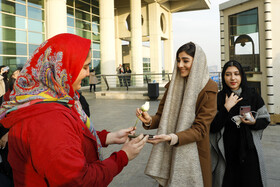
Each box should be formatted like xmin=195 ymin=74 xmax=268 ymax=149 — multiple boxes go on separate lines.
xmin=225 ymin=71 xmax=239 ymax=73
xmin=178 ymin=57 xmax=191 ymax=60
xmin=84 ymin=62 xmax=91 ymax=66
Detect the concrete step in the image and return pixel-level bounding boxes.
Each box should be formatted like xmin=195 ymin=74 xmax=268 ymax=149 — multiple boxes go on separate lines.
xmin=95 ymin=90 xmax=164 ymax=100
xmin=80 ymin=85 xmax=165 ymax=100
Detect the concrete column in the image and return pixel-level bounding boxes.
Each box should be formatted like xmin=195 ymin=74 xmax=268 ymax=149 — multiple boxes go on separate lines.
xmin=115 ymin=9 xmax=123 ymax=68
xmin=164 ymin=11 xmax=174 ymax=74
xmin=264 ymin=0 xmax=274 ymax=114
xmin=148 ymin=3 xmax=162 ymax=74
xmin=220 ymin=11 xmax=226 ymax=66
xmin=130 ymin=0 xmax=143 ymax=76
xmin=46 ymin=0 xmax=67 ymax=39
xmin=100 ymin=0 xmax=116 ymax=75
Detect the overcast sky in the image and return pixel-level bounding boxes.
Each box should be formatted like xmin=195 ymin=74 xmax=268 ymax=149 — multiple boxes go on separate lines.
xmin=172 ymin=0 xmax=229 ymax=70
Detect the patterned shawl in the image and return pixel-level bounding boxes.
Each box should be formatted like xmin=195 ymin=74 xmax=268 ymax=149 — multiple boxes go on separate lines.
xmin=145 ymin=44 xmax=209 ymax=186
xmin=0 ymin=33 xmax=103 ymax=160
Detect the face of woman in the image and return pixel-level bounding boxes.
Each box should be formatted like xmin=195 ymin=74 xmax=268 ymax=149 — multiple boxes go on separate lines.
xmin=177 ymin=51 xmax=194 ymax=78
xmin=12 ymin=70 xmax=20 ymax=79
xmin=72 ymin=51 xmax=91 ymax=91
xmin=224 ymin=66 xmax=241 ymax=90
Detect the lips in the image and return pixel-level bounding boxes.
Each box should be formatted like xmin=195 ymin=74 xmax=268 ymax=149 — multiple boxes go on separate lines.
xmin=230 ymin=82 xmax=236 ymax=85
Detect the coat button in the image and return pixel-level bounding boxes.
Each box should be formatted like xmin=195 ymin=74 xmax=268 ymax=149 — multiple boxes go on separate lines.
xmin=82 ymin=127 xmax=84 ymax=130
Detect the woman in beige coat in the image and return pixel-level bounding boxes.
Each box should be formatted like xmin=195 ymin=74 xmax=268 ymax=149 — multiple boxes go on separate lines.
xmin=136 ymin=42 xmax=218 ymax=187
xmin=89 ymin=69 xmax=98 ymax=92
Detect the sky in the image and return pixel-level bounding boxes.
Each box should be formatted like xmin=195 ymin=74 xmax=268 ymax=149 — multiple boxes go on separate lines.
xmin=172 ymin=0 xmax=229 ymax=70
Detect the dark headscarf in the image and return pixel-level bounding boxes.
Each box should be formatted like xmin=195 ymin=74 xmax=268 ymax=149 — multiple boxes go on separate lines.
xmin=221 ymin=60 xmax=248 ymax=96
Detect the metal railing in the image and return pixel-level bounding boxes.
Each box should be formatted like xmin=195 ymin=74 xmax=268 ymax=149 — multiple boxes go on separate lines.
xmin=92 ymin=72 xmax=222 ymax=91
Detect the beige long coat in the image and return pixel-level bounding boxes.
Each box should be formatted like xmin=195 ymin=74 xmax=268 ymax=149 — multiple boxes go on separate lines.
xmin=144 ymin=79 xmax=218 ymax=187
xmin=89 ymin=72 xmax=98 ymax=84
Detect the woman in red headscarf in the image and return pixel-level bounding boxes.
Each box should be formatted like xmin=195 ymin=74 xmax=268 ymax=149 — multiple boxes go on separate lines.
xmin=0 ymin=33 xmax=148 ymax=187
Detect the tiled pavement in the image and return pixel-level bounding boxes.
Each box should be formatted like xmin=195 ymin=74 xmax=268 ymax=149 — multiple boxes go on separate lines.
xmin=82 ymin=91 xmax=280 ymax=187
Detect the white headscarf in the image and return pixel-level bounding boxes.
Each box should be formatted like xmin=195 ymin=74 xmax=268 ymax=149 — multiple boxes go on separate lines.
xmin=145 ymin=43 xmax=209 ymax=187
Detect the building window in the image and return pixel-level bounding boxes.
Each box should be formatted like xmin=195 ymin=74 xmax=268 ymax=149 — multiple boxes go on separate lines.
xmin=143 ymin=57 xmax=150 ymax=73
xmin=0 ymin=0 xmax=45 ymax=71
xmin=229 ymin=8 xmax=260 ymax=72
xmin=67 ymin=0 xmax=100 ymax=81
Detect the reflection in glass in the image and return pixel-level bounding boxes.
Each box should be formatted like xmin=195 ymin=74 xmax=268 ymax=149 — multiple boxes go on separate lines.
xmin=0 ymin=56 xmax=27 ymax=67
xmin=93 ymin=51 xmax=100 ymax=58
xmin=28 ymin=32 xmax=43 ymax=44
xmin=75 ymin=9 xmax=90 ymax=21
xmin=28 ymin=19 xmax=44 ymax=32
xmin=67 ymin=17 xmax=74 ymax=27
xmin=92 ymin=6 xmax=99 ymax=15
xmin=76 ymin=0 xmax=90 ymax=12
xmin=76 ymin=29 xmax=91 ymax=39
xmin=15 ymin=0 xmax=26 ymax=4
xmin=93 ymin=59 xmax=100 ymax=74
xmin=92 ymin=33 xmax=100 ymax=41
xmin=92 ymin=15 xmax=99 ymax=24
xmin=0 ymin=14 xmax=26 ymax=29
xmin=92 ymin=42 xmax=100 ymax=50
xmin=92 ymin=1 xmax=99 ymax=7
xmin=67 ymin=0 xmax=73 ymax=6
xmin=0 ymin=27 xmax=27 ymax=42
xmin=0 ymin=42 xmax=27 ymax=55
xmin=0 ymin=1 xmax=26 ymax=16
xmin=76 ymin=19 xmax=91 ymax=31
xmin=29 ymin=44 xmax=39 ymax=55
xmin=229 ymin=8 xmax=259 ymax=72
xmin=67 ymin=27 xmax=74 ymax=34
xmin=28 ymin=6 xmax=44 ymax=20
xmin=92 ymin=23 xmax=99 ymax=35
xmin=67 ymin=7 xmax=74 ymax=17
xmin=28 ymin=0 xmax=44 ymax=9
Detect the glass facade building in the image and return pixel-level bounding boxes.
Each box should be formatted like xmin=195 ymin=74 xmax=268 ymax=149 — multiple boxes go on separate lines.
xmin=0 ymin=0 xmax=45 ymax=71
xmin=0 ymin=0 xmax=100 ymax=79
xmin=66 ymin=0 xmax=100 ymax=75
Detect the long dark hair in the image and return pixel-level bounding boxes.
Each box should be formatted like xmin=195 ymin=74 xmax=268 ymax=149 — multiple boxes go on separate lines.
xmin=176 ymin=42 xmax=196 ymax=59
xmin=221 ymin=60 xmax=248 ymax=96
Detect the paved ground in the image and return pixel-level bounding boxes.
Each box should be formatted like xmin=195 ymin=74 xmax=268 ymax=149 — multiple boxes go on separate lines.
xmin=82 ymin=91 xmax=280 ymax=187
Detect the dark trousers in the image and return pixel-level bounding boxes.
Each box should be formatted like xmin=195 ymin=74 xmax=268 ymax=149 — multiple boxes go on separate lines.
xmin=118 ymin=76 xmax=124 ymax=86
xmin=89 ymin=84 xmax=96 ymax=92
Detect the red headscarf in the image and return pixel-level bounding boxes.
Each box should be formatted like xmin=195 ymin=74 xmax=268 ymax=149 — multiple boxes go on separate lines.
xmin=0 ymin=33 xmax=91 ymax=118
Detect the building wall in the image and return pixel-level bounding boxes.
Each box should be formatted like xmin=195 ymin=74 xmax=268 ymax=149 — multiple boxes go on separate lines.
xmin=220 ymin=0 xmax=280 ymax=113
xmin=271 ymin=0 xmax=280 ymax=113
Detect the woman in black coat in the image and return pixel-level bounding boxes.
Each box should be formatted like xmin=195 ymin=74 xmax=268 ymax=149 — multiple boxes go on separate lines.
xmin=210 ymin=60 xmax=270 ymax=187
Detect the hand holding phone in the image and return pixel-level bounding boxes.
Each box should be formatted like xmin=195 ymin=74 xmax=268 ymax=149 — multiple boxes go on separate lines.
xmin=128 ymin=134 xmax=154 ymax=139
xmin=240 ymin=106 xmax=251 ymax=115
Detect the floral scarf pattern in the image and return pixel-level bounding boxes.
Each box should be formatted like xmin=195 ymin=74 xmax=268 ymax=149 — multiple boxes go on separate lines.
xmin=0 ymin=33 xmax=103 ymax=160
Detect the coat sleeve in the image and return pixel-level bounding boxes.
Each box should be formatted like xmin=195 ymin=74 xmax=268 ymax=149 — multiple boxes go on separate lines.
xmin=176 ymin=90 xmax=217 ymax=146
xmin=29 ymin=111 xmax=128 ymax=187
xmin=210 ymin=105 xmax=230 ymax=133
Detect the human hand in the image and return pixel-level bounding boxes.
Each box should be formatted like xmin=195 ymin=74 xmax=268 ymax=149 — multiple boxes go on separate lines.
xmin=240 ymin=112 xmax=256 ymax=125
xmin=147 ymin=134 xmax=171 ymax=144
xmin=0 ymin=132 xmax=8 ymax=149
xmin=136 ymin=108 xmax=152 ymax=125
xmin=106 ymin=127 xmax=136 ymax=145
xmin=121 ymin=134 xmax=148 ymax=161
xmin=224 ymin=93 xmax=243 ymax=112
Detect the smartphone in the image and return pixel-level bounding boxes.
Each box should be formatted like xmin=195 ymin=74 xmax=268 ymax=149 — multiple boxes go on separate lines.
xmin=128 ymin=134 xmax=154 ymax=139
xmin=2 ymin=66 xmax=9 ymax=72
xmin=240 ymin=106 xmax=251 ymax=115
